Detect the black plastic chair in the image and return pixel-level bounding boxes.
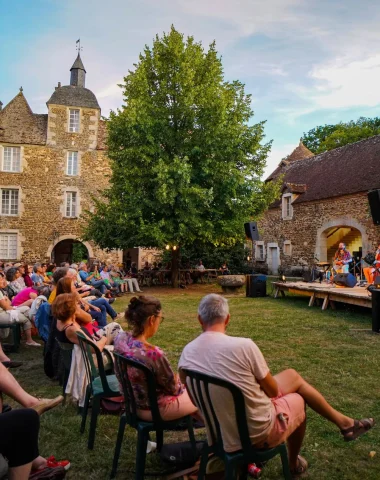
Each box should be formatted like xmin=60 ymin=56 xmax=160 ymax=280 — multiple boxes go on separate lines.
xmin=110 ymin=353 xmax=196 ymax=479
xmin=76 ymin=331 xmax=120 ymax=449
xmin=182 ymin=369 xmax=292 ymax=480
xmin=0 ymin=324 xmax=21 ymax=352
xmin=56 ymin=340 xmax=73 ymax=404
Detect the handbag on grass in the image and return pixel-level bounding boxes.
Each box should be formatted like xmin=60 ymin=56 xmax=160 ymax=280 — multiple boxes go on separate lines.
xmin=159 ymin=441 xmax=205 ymax=469
xmin=100 ymin=395 xmax=125 ymax=415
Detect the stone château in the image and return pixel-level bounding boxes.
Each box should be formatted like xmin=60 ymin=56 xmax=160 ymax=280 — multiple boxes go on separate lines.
xmin=0 ymin=54 xmax=127 ymax=265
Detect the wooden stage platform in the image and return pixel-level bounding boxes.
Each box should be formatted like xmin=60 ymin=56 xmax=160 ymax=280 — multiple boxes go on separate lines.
xmin=272 ymin=281 xmax=372 ymax=310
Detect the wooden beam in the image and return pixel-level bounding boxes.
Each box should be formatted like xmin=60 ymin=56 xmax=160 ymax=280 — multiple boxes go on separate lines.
xmin=309 ymin=293 xmax=316 ymax=307
xmin=322 ymin=296 xmax=329 ymax=310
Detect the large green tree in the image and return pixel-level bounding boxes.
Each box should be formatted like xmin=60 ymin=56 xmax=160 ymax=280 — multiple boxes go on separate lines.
xmin=301 ymin=117 xmax=380 ymax=154
xmin=84 ymin=27 xmax=277 ymax=285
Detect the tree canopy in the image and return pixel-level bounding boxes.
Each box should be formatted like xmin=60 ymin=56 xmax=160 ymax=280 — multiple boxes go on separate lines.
xmin=301 ymin=117 xmax=380 ymax=154
xmin=83 ymin=27 xmax=277 ymax=277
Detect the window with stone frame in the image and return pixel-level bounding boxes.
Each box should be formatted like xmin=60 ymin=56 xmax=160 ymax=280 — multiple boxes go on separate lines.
xmin=2 ymin=147 xmax=21 ymax=172
xmin=66 ymin=151 xmax=78 ymax=176
xmin=255 ymin=241 xmax=265 ymax=261
xmin=0 ymin=189 xmax=19 ymax=216
xmin=283 ymin=240 xmax=292 ymax=256
xmin=282 ymin=193 xmax=293 ymax=220
xmin=0 ymin=233 xmax=17 ymax=259
xmin=65 ymin=191 xmax=77 ymax=217
xmin=69 ymin=109 xmax=80 ymax=133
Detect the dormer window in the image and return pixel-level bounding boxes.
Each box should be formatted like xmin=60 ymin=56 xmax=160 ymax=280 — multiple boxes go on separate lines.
xmin=282 ymin=193 xmax=293 ymax=220
xmin=69 ymin=109 xmax=80 ymax=133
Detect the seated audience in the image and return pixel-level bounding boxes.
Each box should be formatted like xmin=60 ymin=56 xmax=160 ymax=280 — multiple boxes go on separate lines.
xmin=0 ymin=362 xmax=67 ymax=479
xmin=0 ymin=273 xmax=40 ymax=347
xmin=48 ymin=267 xmax=69 ymax=304
xmin=100 ymin=265 xmax=121 ymax=294
xmin=52 ymin=293 xmax=121 ymax=347
xmin=195 ymin=259 xmax=205 ymax=271
xmin=219 ymin=262 xmax=230 ymax=275
xmin=56 ymin=276 xmax=119 ymax=328
xmin=45 ymin=264 xmax=56 ymax=279
xmin=11 ymin=286 xmax=38 ymax=307
xmin=114 ymin=296 xmax=200 ymax=422
xmin=129 ymin=262 xmax=139 ymax=278
xmin=22 ymin=264 xmax=34 ymax=288
xmin=15 ymin=264 xmax=26 ymax=290
xmin=178 ymin=294 xmax=375 ymax=477
xmin=79 ymin=263 xmax=109 ymax=295
xmin=31 ymin=264 xmax=45 ymax=286
xmin=5 ymin=268 xmax=24 ymax=298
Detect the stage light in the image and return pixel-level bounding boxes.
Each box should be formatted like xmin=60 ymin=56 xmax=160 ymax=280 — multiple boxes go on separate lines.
xmin=165 ymin=245 xmax=170 ymax=250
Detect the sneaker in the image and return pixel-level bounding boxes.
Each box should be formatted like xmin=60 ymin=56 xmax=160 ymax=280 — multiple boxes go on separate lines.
xmin=26 ymin=341 xmax=42 ymax=347
xmin=30 ymin=396 xmax=64 ymax=415
xmin=108 ymin=298 xmax=116 ymax=304
xmin=46 ymin=456 xmax=71 ymax=471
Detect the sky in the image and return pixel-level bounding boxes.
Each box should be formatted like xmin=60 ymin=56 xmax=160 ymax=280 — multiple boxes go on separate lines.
xmin=2 ymin=0 xmax=380 ymax=177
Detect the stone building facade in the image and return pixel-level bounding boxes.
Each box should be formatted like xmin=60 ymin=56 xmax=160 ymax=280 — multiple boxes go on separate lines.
xmin=255 ymin=140 xmax=380 ymax=274
xmin=0 ymin=54 xmax=121 ymax=265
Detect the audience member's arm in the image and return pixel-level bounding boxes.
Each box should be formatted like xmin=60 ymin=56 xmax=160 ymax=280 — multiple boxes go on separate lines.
xmin=74 ymin=307 xmax=92 ymax=324
xmin=258 ymin=372 xmax=279 ymax=398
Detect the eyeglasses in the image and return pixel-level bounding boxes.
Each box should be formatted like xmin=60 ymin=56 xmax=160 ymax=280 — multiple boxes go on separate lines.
xmin=155 ymin=315 xmax=165 ymax=324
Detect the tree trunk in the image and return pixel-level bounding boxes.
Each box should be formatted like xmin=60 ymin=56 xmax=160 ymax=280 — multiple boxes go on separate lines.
xmin=171 ymin=248 xmax=180 ymax=288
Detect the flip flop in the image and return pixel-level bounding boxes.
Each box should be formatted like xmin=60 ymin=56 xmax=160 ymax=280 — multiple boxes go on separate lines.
xmin=341 ymin=418 xmax=375 ymax=442
xmin=1 ymin=361 xmax=23 ymax=368
xmin=291 ymin=455 xmax=308 ymax=478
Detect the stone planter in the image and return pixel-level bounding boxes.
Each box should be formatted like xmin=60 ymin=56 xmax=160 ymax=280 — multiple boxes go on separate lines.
xmin=217 ymin=275 xmax=246 ymax=293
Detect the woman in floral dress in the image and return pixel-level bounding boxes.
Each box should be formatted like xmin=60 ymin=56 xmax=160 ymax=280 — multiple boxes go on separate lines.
xmin=114 ymin=295 xmax=200 ymax=421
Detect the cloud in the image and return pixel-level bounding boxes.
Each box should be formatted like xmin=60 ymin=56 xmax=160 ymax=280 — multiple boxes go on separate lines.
xmin=309 ymin=55 xmax=380 ymax=109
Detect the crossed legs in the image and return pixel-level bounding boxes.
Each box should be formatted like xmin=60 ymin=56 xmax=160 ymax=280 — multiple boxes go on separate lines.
xmin=274 ymin=369 xmax=361 ymax=471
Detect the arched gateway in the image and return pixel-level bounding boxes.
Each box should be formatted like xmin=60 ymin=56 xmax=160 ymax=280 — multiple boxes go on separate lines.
xmin=46 ymin=235 xmax=94 ymax=265
xmin=315 ymin=218 xmax=370 ymax=264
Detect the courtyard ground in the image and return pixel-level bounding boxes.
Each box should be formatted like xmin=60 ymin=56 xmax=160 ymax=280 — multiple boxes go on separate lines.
xmin=7 ymin=283 xmax=380 ymax=479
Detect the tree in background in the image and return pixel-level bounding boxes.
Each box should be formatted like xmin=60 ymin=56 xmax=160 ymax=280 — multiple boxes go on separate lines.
xmin=301 ymin=117 xmax=380 ymax=154
xmin=84 ymin=26 xmax=278 ymax=285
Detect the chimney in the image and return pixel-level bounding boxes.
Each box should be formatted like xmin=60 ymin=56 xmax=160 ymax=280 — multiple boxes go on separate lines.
xmin=0 ymin=101 xmax=2 ymax=111
xmin=58 ymin=82 xmax=61 ymax=88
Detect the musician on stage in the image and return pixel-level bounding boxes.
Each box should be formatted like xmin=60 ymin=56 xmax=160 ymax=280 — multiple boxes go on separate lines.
xmin=363 ymin=242 xmax=380 ymax=284
xmin=333 ymin=242 xmax=352 ymax=274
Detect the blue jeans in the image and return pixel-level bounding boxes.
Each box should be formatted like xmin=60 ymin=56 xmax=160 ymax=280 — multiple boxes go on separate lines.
xmin=89 ymin=309 xmax=103 ymax=325
xmin=90 ymin=279 xmax=108 ymax=294
xmin=89 ymin=298 xmax=117 ymax=327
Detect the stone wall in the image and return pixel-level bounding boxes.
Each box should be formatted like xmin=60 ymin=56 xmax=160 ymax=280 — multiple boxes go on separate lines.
xmin=255 ymin=192 xmax=380 ymax=273
xmin=0 ymin=142 xmax=113 ymax=262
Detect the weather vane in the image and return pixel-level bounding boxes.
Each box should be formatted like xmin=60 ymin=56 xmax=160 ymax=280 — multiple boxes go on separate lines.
xmin=76 ymin=38 xmax=83 ymax=54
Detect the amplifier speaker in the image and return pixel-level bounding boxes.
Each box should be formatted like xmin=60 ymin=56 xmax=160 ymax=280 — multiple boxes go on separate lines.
xmin=368 ymin=286 xmax=380 ymax=332
xmin=368 ymin=189 xmax=380 ymax=225
xmin=244 ymin=222 xmax=260 ymax=241
xmin=333 ymin=272 xmax=357 ymax=288
xmin=246 ymin=274 xmax=267 ymax=298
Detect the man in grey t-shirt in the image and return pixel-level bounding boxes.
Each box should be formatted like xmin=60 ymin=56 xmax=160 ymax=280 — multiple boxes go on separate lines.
xmin=179 ymin=294 xmax=374 ymax=477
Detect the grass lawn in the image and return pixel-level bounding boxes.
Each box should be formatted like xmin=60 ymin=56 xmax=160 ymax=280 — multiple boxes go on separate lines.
xmin=6 ymin=283 xmax=380 ymax=479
